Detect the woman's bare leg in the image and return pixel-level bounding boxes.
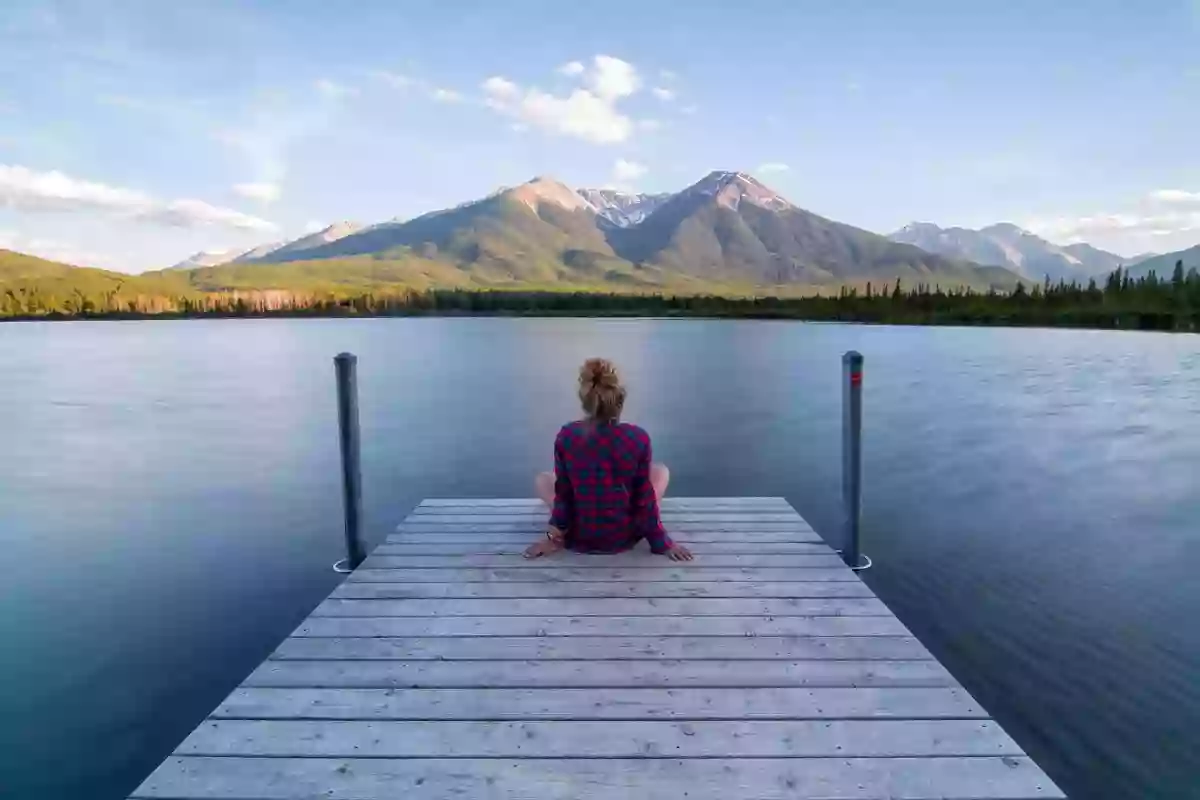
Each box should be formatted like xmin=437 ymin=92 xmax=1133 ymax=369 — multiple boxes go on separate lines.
xmin=651 ymin=463 xmax=670 ymax=501
xmin=526 ymin=471 xmax=564 ymax=558
xmin=535 ymin=471 xmax=555 ymax=506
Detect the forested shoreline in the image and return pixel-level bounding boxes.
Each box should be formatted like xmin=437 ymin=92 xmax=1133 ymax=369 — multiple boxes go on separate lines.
xmin=3 ymin=265 xmax=1198 ymax=332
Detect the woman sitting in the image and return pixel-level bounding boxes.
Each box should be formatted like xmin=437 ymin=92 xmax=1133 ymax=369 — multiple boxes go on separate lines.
xmin=524 ymin=358 xmax=694 ymax=562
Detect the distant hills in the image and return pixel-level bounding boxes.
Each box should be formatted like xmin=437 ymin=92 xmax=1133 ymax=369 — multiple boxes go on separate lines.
xmin=169 ymin=222 xmax=362 ymax=270
xmin=1 ymin=247 xmax=186 ymax=302
xmin=1126 ymin=244 xmax=1200 ymax=279
xmin=889 ymin=222 xmax=1129 ymax=283
xmin=174 ymin=171 xmax=1019 ymax=291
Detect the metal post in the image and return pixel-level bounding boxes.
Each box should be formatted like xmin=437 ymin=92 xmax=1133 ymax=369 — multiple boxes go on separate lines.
xmin=841 ymin=351 xmax=864 ymax=569
xmin=334 ymin=352 xmax=365 ymax=572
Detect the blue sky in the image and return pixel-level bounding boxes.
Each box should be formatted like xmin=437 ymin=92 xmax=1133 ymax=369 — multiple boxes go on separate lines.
xmin=1 ymin=0 xmax=1198 ymax=271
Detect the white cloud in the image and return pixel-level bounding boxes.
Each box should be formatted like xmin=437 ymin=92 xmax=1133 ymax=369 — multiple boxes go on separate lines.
xmin=138 ymin=199 xmax=276 ymax=231
xmin=557 ymin=61 xmax=585 ymax=77
xmin=371 ymin=70 xmax=415 ymax=89
xmin=482 ymin=76 xmax=519 ymax=100
xmin=612 ymin=159 xmax=647 ymax=183
xmin=659 ymin=69 xmax=677 ymax=81
xmin=638 ymin=119 xmax=663 ymax=132
xmin=0 ymin=163 xmax=276 ymax=232
xmin=756 ymin=162 xmax=790 ymax=174
xmin=1024 ymin=188 xmax=1200 ymax=252
xmin=315 ymin=78 xmax=358 ymax=100
xmin=651 ymin=87 xmax=675 ymax=102
xmin=481 ymin=56 xmax=643 ymax=145
xmin=431 ymin=88 xmax=464 ymax=103
xmin=0 ymin=164 xmax=151 ymax=213
xmin=233 ymin=182 xmax=281 ymax=204
xmin=586 ymin=55 xmax=640 ymax=99
xmin=1148 ymin=189 xmax=1200 ymax=205
xmin=304 ymin=219 xmax=326 ymax=234
xmin=371 ymin=70 xmax=467 ymax=104
xmin=1027 ymin=211 xmax=1200 ymax=241
xmin=496 ymin=88 xmax=632 ymax=144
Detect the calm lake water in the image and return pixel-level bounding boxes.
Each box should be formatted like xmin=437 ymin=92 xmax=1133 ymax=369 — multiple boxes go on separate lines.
xmin=0 ymin=318 xmax=1197 ymax=799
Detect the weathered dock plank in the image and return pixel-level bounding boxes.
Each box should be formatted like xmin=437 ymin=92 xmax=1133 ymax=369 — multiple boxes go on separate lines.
xmin=133 ymin=756 xmax=1063 ymax=799
xmin=212 ymin=686 xmax=990 ymax=720
xmin=130 ymin=498 xmax=1063 ymax=800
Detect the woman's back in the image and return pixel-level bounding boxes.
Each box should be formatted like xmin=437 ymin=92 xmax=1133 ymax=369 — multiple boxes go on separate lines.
xmin=528 ymin=359 xmax=696 ymax=561
xmin=526 ymin=358 xmax=692 ymax=561
xmin=549 ymin=420 xmax=665 ymax=552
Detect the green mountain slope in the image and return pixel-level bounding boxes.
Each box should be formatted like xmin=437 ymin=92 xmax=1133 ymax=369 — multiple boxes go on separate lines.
xmin=174 ymin=254 xmax=475 ymax=293
xmin=280 ymin=179 xmax=618 ymax=284
xmin=1 ymin=249 xmax=193 ymax=314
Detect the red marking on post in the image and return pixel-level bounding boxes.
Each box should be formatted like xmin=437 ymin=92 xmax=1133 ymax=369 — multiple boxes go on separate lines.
xmin=850 ymin=372 xmax=863 ymax=386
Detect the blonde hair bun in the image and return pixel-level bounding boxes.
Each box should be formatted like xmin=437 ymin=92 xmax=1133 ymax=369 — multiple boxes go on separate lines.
xmin=578 ymin=358 xmax=626 ymax=423
xmin=581 ymin=358 xmax=620 ymax=390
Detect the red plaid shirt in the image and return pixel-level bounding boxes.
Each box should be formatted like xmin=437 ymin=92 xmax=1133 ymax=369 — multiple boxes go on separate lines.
xmin=548 ymin=420 xmax=672 ymax=554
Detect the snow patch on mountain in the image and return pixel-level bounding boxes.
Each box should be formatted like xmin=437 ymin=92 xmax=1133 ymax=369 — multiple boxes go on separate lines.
xmin=682 ymin=170 xmax=793 ymax=211
xmin=576 ymin=188 xmax=671 ymax=227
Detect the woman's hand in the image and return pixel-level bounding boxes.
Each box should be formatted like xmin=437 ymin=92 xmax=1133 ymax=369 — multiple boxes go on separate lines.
xmin=523 ymin=527 xmax=565 ymax=559
xmin=665 ymin=543 xmax=694 ymax=561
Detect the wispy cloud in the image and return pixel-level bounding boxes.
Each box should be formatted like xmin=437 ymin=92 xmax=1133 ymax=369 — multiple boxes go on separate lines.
xmin=612 ymin=158 xmax=647 ymax=184
xmin=431 ymin=88 xmax=464 ymax=103
xmin=372 ymin=70 xmax=467 ymax=105
xmin=233 ymin=181 xmax=281 ymax=204
xmin=557 ymin=61 xmax=585 ymax=77
xmin=1148 ymin=189 xmax=1200 ymax=205
xmin=756 ymin=162 xmax=790 ymax=174
xmin=370 ymin=70 xmax=416 ymax=89
xmin=659 ymin=69 xmax=677 ymax=82
xmin=211 ymin=90 xmax=341 ymax=196
xmin=651 ymin=87 xmax=675 ymax=102
xmin=0 ymin=163 xmax=276 ymax=232
xmin=481 ymin=55 xmax=643 ymax=145
xmin=1025 ymin=188 xmax=1200 ymax=245
xmin=315 ymin=78 xmax=359 ymax=100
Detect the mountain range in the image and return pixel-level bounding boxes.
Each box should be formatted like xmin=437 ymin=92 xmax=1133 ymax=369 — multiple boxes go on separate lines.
xmin=167 ymin=171 xmax=1020 ymax=291
xmin=14 ymin=169 xmax=1196 ymax=299
xmin=888 ymin=222 xmax=1130 ymax=283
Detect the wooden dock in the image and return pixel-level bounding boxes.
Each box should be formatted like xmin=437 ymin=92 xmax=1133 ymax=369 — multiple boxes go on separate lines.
xmin=131 ymin=497 xmax=1064 ymax=799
